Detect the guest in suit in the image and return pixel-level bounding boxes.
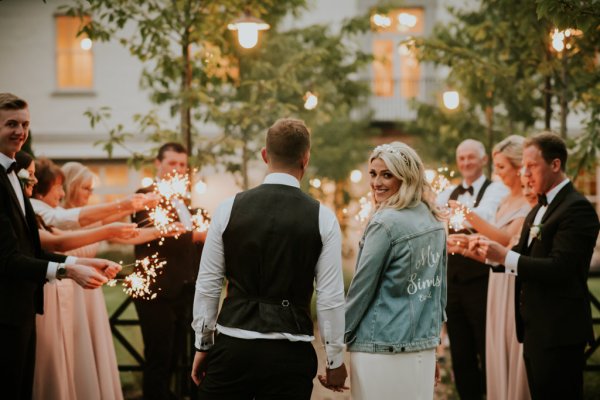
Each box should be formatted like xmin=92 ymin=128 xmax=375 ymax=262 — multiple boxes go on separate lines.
xmin=0 ymin=93 xmax=120 ymax=400
xmin=472 ymin=131 xmax=600 ymax=400
xmin=132 ymin=142 xmax=206 ymax=400
xmin=190 ymin=118 xmax=348 ymax=399
xmin=436 ymin=139 xmax=508 ymax=400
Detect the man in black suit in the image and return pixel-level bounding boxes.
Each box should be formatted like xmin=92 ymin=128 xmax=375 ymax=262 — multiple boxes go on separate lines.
xmin=473 ymin=132 xmax=599 ymax=400
xmin=0 ymin=93 xmax=121 ymax=399
xmin=132 ymin=142 xmax=205 ymax=400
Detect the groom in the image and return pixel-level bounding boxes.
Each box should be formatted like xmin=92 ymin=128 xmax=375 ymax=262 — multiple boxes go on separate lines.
xmin=473 ymin=132 xmax=599 ymax=400
xmin=191 ymin=118 xmax=347 ymax=399
xmin=0 ymin=93 xmax=120 ymax=399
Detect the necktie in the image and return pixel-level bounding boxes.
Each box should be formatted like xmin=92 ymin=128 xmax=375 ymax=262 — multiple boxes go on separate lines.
xmin=457 ymin=185 xmax=474 ymax=195
xmin=5 ymin=162 xmax=17 ymax=174
xmin=537 ymin=194 xmax=548 ymax=207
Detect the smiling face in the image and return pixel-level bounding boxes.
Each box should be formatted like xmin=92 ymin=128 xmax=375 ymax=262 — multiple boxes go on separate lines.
xmin=0 ymin=107 xmax=30 ymax=158
xmin=72 ymin=176 xmax=94 ymax=207
xmin=493 ymin=152 xmax=519 ymax=189
xmin=38 ymin=178 xmax=65 ymax=208
xmin=23 ymin=161 xmax=38 ymax=198
xmin=369 ymin=157 xmax=401 ymax=204
xmin=456 ymin=142 xmax=486 ymax=184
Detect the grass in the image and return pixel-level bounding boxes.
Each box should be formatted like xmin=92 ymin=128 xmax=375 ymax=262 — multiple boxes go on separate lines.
xmin=101 ymin=246 xmax=600 ymax=399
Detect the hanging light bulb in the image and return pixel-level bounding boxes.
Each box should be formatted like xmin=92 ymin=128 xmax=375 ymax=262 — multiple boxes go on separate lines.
xmin=303 ymin=91 xmax=318 ymax=110
xmin=443 ymin=90 xmax=460 ymax=110
xmin=228 ymin=16 xmax=269 ymax=49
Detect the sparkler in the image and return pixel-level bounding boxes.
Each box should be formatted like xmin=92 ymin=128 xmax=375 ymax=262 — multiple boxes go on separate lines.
xmin=191 ymin=208 xmax=211 ymax=233
xmin=355 ymin=193 xmax=373 ymax=223
xmin=448 ymin=203 xmax=473 ymax=233
xmin=105 ymin=254 xmax=166 ymax=300
xmin=428 ymin=167 xmax=455 ymax=194
xmin=155 ymin=172 xmax=190 ymax=201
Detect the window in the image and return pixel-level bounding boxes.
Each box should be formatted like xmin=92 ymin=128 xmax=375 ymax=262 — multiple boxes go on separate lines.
xmin=55 ymin=15 xmax=93 ymax=89
xmin=373 ymin=40 xmax=394 ymax=97
xmin=371 ymin=8 xmax=424 ymax=99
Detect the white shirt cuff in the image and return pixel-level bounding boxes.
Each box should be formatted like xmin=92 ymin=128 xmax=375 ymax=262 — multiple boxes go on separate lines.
xmin=46 ymin=262 xmax=58 ymax=280
xmin=65 ymin=256 xmax=77 ymax=265
xmin=46 ymin=257 xmax=77 ymax=280
xmin=504 ymin=250 xmax=519 ymax=275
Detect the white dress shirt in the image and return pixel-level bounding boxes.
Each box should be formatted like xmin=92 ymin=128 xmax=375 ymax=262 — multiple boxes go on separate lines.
xmin=0 ymin=153 xmax=76 ymax=279
xmin=192 ymin=172 xmax=346 ymax=368
xmin=504 ymin=178 xmax=570 ymax=275
xmin=437 ymin=174 xmax=509 ymax=224
xmin=30 ymin=198 xmax=81 ymax=230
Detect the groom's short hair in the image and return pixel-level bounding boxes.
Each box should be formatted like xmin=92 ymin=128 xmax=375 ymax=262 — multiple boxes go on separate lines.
xmin=266 ymin=118 xmax=310 ymax=167
xmin=525 ymin=131 xmax=567 ymax=171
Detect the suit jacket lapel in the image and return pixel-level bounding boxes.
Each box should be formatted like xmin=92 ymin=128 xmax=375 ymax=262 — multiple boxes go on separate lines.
xmin=515 ymin=205 xmax=540 ymax=254
xmin=0 ymin=169 xmax=30 ymax=230
xmin=541 ymin=182 xmax=573 ymax=224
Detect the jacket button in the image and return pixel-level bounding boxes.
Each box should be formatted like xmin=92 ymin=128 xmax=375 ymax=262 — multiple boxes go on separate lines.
xmin=401 ymin=347 xmax=406 ymax=352
xmin=388 ymin=346 xmax=394 ymax=352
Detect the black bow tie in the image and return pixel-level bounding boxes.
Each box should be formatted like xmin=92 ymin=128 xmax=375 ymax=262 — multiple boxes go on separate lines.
xmin=5 ymin=162 xmax=17 ymax=174
xmin=457 ymin=185 xmax=474 ymax=195
xmin=537 ymin=194 xmax=548 ymax=207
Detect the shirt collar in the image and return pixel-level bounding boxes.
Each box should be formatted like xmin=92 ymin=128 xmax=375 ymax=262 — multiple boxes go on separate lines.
xmin=545 ymin=178 xmax=570 ymax=205
xmin=263 ymin=173 xmax=300 ymax=188
xmin=0 ymin=152 xmax=16 ymax=172
xmin=462 ymin=174 xmax=486 ymax=192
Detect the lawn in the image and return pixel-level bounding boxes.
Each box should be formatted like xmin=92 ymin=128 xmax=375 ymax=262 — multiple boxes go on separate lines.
xmin=103 ymin=258 xmax=600 ymax=399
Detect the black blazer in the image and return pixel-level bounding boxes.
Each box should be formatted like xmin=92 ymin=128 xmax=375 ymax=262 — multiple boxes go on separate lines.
xmin=0 ymin=168 xmax=66 ymax=326
xmin=512 ymin=182 xmax=599 ymax=348
xmin=132 ymin=186 xmax=200 ymax=299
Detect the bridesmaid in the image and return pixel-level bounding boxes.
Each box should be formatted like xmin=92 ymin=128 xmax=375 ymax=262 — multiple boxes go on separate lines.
xmin=448 ymin=135 xmax=531 ymax=400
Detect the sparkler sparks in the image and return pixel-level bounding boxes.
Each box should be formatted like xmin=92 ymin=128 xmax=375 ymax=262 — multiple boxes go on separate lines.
xmin=448 ymin=203 xmax=472 ymax=232
xmin=355 ymin=193 xmax=373 ymax=223
xmin=106 ymin=254 xmax=166 ymax=300
xmin=428 ymin=167 xmax=455 ymax=194
xmin=155 ymin=172 xmax=190 ymax=200
xmin=191 ymin=208 xmax=211 ymax=233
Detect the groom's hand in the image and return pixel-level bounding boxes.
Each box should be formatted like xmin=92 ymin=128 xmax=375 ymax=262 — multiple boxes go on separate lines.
xmin=191 ymin=351 xmax=209 ymax=386
xmin=318 ymin=363 xmax=349 ymax=392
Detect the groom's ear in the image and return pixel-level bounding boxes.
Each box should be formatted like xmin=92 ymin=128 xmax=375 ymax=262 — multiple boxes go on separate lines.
xmin=300 ymin=151 xmax=310 ymax=170
xmin=261 ymin=147 xmax=269 ymax=165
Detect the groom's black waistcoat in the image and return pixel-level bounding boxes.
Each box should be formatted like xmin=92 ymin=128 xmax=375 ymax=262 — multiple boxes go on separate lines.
xmin=217 ymin=184 xmax=322 ymax=336
xmin=447 ymin=179 xmax=492 ymax=283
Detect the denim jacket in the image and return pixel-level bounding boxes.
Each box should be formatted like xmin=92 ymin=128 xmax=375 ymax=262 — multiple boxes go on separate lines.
xmin=345 ymin=202 xmax=447 ymax=353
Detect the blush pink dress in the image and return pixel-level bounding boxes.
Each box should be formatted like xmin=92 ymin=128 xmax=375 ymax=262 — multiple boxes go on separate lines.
xmin=485 ymin=204 xmax=531 ymax=400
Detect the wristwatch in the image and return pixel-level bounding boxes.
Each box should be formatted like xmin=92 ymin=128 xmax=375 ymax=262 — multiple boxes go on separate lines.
xmin=56 ymin=263 xmax=67 ymax=280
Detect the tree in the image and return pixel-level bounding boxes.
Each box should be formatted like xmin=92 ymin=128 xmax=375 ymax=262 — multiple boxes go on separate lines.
xmin=405 ymin=0 xmax=599 ymax=179
xmin=63 ymin=0 xmax=376 ymax=221
xmin=62 ymin=0 xmax=307 ymax=164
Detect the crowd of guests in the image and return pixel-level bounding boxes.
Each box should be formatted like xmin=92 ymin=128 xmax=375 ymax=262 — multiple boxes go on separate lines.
xmin=2 ymin=90 xmax=599 ymax=400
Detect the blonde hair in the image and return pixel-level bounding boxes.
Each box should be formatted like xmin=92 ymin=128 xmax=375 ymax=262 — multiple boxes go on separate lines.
xmin=61 ymin=162 xmax=96 ymax=208
xmin=370 ymin=142 xmax=442 ymax=220
xmin=492 ymin=135 xmax=525 ymax=168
